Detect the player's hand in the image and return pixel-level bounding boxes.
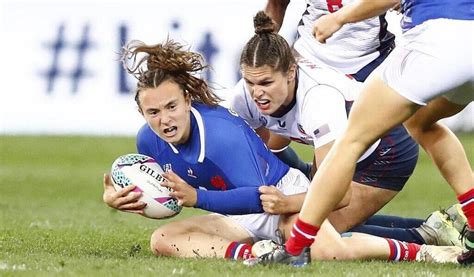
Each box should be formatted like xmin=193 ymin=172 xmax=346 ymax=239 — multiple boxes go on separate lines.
xmin=312 ymin=13 xmax=343 ymax=43
xmin=259 ymin=185 xmax=290 ymax=214
xmin=102 ymin=173 xmax=146 ymax=215
xmin=162 ymin=171 xmax=197 ymax=207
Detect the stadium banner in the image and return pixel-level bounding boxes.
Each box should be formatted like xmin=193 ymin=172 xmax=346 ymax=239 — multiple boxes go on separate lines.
xmin=0 ymin=0 xmax=472 ymax=135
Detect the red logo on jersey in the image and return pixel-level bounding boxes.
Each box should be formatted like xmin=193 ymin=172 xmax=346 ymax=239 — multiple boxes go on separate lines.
xmin=211 ymin=175 xmax=227 ymax=191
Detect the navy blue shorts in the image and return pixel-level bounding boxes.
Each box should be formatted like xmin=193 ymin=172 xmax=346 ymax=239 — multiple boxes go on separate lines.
xmin=353 ymin=125 xmax=419 ymax=191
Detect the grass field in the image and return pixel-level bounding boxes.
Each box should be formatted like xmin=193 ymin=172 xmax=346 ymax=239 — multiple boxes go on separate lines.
xmin=1 ymin=134 xmax=473 ymax=276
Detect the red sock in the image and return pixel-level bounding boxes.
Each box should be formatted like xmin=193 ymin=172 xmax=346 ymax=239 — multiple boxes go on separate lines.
xmin=285 ymin=217 xmax=319 ymax=256
xmin=224 ymin=242 xmax=253 ymax=260
xmin=458 ymin=188 xmax=474 ymax=228
xmin=385 ymin=239 xmax=421 ymax=262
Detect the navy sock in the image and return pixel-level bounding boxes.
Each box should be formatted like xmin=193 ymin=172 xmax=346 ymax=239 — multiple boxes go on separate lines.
xmin=349 ymin=224 xmax=426 ymax=244
xmin=364 ymin=214 xmax=424 ymax=228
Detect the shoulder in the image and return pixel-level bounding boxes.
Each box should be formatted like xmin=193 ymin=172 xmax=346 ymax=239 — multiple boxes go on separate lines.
xmin=229 ymin=79 xmax=254 ymax=115
xmin=194 ymin=104 xmax=253 ymax=144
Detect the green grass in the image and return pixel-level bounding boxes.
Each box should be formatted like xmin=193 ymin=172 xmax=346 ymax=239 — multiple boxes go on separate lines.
xmin=1 ymin=134 xmax=473 ymax=276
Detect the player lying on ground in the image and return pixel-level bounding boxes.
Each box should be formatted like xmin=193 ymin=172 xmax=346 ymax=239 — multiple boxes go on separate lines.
xmin=102 ymin=39 xmax=465 ymax=264
xmin=254 ymin=0 xmax=474 ymax=266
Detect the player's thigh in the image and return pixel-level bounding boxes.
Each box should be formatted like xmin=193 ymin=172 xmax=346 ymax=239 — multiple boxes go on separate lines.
xmin=378 ymin=19 xmax=473 ymax=106
xmin=155 ymin=213 xmax=253 ymax=243
xmin=328 ymin=183 xmax=398 ymax=232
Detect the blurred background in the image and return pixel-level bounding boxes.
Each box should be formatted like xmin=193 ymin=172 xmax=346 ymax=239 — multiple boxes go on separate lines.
xmin=1 ymin=0 xmax=472 ymax=136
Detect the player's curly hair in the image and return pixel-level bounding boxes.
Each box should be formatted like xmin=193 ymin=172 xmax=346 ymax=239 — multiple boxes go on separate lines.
xmin=240 ymin=11 xmax=295 ymax=73
xmin=121 ymin=39 xmax=221 ymax=107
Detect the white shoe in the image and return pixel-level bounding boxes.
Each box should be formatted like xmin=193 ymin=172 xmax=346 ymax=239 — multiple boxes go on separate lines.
xmin=416 ymin=211 xmax=462 ymax=247
xmin=251 ymin=239 xmax=281 ymax=258
xmin=416 ymin=244 xmax=463 ymax=264
xmin=443 ymin=203 xmax=467 ymax=234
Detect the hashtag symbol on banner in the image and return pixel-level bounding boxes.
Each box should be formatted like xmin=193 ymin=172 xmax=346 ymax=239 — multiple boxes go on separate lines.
xmin=42 ymin=24 xmax=93 ymax=93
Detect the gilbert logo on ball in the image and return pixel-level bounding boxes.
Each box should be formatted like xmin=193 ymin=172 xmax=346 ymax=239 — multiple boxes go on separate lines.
xmin=110 ymin=154 xmax=181 ymax=219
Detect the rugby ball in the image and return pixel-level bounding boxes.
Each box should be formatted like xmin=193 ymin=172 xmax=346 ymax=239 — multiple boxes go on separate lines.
xmin=110 ymin=153 xmax=181 ymax=219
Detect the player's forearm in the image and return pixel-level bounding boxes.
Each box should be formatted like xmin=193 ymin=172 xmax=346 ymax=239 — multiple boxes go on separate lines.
xmin=334 ymin=0 xmax=399 ymax=24
xmin=195 ymin=187 xmax=263 ymax=214
xmin=264 ymin=0 xmax=290 ymax=32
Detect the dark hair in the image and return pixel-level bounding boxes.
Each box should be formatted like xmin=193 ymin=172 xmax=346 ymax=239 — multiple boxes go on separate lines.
xmin=121 ymin=39 xmax=221 ymax=107
xmin=240 ymin=11 xmax=295 ymax=73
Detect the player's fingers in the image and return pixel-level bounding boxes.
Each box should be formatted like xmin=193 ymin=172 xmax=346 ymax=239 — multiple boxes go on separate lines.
xmin=117 ymin=184 xmax=138 ymax=197
xmin=119 ymin=201 xmax=147 ymax=211
xmin=258 ymin=185 xmax=272 ymax=194
xmin=163 ymin=170 xmax=183 ymax=183
xmin=161 ymin=181 xmax=174 ymax=190
xmin=116 ymin=190 xmax=141 ymax=206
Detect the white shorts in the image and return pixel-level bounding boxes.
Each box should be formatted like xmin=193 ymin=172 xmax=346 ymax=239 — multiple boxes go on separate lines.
xmin=375 ymin=19 xmax=474 ymax=106
xmin=226 ymin=168 xmax=309 ymax=242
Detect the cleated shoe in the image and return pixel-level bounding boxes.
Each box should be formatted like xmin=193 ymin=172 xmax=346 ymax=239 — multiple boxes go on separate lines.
xmin=457 ymin=248 xmax=474 ymax=265
xmin=251 ymin=239 xmax=282 ymax=258
xmin=457 ymin=227 xmax=474 ymax=265
xmin=415 ymin=244 xmax=463 ymax=264
xmin=415 ymin=211 xmax=462 ymax=247
xmin=442 ymin=204 xmax=467 ymax=233
xmin=258 ymin=247 xmax=311 ymax=267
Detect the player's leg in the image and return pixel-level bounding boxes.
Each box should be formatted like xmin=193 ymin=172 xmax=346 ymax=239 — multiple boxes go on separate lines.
xmin=258 ymin=213 xmax=462 ymax=264
xmin=404 ymin=96 xmax=472 ymax=196
xmin=328 ymin=184 xmax=398 ymax=232
xmin=403 ymin=94 xmax=474 ymax=262
xmin=284 ymin=75 xmax=419 ymax=256
xmin=150 ymin=213 xmax=253 ymax=259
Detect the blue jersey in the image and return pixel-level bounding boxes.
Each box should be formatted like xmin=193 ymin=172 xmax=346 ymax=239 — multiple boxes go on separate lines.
xmin=136 ymin=103 xmax=289 ymax=215
xmin=401 ymin=0 xmax=474 ymax=31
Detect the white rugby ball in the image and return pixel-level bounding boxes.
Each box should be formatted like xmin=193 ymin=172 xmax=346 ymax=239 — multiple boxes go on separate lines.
xmin=110 ymin=153 xmax=181 ymax=219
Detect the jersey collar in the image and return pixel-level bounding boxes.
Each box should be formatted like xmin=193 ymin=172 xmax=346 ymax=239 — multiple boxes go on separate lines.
xmin=167 ymin=106 xmax=206 ymax=163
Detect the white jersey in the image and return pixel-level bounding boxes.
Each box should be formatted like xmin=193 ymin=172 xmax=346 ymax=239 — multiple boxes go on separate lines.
xmin=231 ymin=59 xmax=380 ymax=162
xmin=293 ymin=0 xmax=395 ymax=75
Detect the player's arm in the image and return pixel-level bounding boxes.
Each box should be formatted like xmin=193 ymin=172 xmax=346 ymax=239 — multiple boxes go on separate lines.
xmin=264 ymin=0 xmax=291 ymax=32
xmin=314 ymin=0 xmax=399 ymax=42
xmin=161 ymin=169 xmax=264 ymax=215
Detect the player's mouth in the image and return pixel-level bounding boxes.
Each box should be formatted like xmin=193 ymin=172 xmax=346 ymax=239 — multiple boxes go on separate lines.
xmin=255 ymin=98 xmax=271 ymax=111
xmin=163 ymin=126 xmax=177 ymax=137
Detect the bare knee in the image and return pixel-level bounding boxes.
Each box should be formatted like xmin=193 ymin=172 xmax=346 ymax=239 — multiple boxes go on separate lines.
xmin=150 ymin=226 xmax=177 ymax=257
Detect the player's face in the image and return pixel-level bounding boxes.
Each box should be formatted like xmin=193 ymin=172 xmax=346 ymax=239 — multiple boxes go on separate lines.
xmin=241 ymin=64 xmax=296 ymax=115
xmin=138 ymin=80 xmax=192 ymax=145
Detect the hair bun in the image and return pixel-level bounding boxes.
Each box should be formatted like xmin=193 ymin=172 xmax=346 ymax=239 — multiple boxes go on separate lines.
xmin=254 ymin=11 xmax=275 ymax=35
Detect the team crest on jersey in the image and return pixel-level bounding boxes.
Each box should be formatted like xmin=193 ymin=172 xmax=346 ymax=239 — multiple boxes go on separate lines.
xmin=259 ymin=116 xmax=268 ymax=126
xmin=210 ymin=175 xmax=227 ymax=191
xmin=277 ymin=120 xmax=286 ymax=129
xmin=163 ymin=163 xmax=172 ymax=172
xmin=187 ymin=167 xmax=197 ymax=178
